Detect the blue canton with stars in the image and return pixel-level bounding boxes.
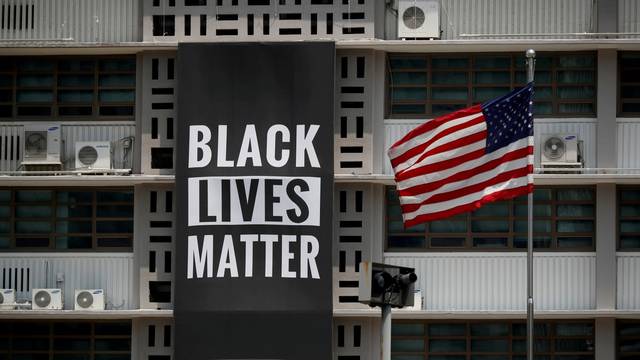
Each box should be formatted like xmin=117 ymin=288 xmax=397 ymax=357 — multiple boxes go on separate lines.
xmin=482 ymin=83 xmax=534 ymax=154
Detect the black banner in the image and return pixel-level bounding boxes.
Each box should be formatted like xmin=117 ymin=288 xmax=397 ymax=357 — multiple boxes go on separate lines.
xmin=175 ymin=42 xmax=334 ymax=359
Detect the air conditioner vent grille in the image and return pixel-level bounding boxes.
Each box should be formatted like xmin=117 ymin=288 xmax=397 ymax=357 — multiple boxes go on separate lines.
xmin=74 ymin=141 xmax=111 ymax=170
xmin=397 ymin=0 xmax=440 ymax=39
xmin=34 ymin=290 xmax=51 ymax=308
xmin=543 ymin=136 xmax=566 ymax=160
xmin=402 ymin=6 xmax=425 ymax=30
xmin=76 ymin=291 xmax=94 ymax=309
xmin=24 ymin=131 xmax=47 ymax=159
xmin=78 ymin=146 xmax=99 ymax=166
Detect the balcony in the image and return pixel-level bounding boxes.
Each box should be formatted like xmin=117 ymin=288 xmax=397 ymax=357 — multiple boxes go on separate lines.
xmin=0 ymin=0 xmax=139 ymax=43
xmin=618 ymin=252 xmax=640 ymax=310
xmin=0 ymin=252 xmax=135 ymax=311
xmin=385 ymin=252 xmax=596 ymax=311
xmin=0 ymin=122 xmax=135 ymax=175
xmin=379 ymin=119 xmax=640 ymax=183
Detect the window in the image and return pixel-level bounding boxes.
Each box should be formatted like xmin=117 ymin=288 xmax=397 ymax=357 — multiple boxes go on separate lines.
xmin=153 ymin=15 xmax=175 ymax=36
xmin=386 ymin=186 xmax=595 ymax=251
xmin=0 ymin=320 xmax=131 ymax=360
xmin=151 ymin=147 xmax=174 ymax=169
xmin=0 ymin=56 xmax=135 ymax=119
xmin=618 ymin=320 xmax=640 ymax=359
xmin=387 ymin=53 xmax=596 ymax=118
xmin=392 ymin=320 xmax=595 ymax=360
xmin=619 ymin=52 xmax=640 ymax=116
xmin=618 ymin=188 xmax=640 ymax=250
xmin=0 ymin=188 xmax=134 ymax=251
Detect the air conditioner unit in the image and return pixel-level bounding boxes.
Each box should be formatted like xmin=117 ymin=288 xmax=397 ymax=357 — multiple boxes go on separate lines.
xmin=0 ymin=289 xmax=15 ymax=309
xmin=74 ymin=289 xmax=105 ymax=311
xmin=21 ymin=124 xmax=62 ymax=168
xmin=75 ymin=141 xmax=111 ymax=170
xmin=540 ymin=134 xmax=582 ymax=169
xmin=398 ymin=0 xmax=440 ymax=39
xmin=32 ymin=288 xmax=63 ymax=310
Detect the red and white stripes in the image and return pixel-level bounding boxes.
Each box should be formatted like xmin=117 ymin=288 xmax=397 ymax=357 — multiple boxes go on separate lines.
xmin=388 ymin=105 xmax=534 ymax=228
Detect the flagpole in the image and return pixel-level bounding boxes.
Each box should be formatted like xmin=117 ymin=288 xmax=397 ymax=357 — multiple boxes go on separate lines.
xmin=525 ymin=48 xmax=536 ymax=360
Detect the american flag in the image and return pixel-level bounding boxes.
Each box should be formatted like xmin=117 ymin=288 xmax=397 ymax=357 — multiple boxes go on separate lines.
xmin=388 ymin=83 xmax=535 ymax=228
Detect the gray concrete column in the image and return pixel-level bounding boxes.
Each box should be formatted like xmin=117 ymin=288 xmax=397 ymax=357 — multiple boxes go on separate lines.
xmin=596 ymin=183 xmax=617 ymax=309
xmin=595 ymin=317 xmax=616 ymax=360
xmin=596 ymin=49 xmax=617 ymax=169
xmin=372 ymin=50 xmax=387 ymax=175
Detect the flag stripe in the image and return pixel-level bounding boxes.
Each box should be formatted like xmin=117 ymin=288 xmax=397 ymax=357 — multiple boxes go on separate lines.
xmin=398 ymin=147 xmax=533 ymax=198
xmin=403 ymin=175 xmax=532 ymax=222
xmin=396 ymin=137 xmax=531 ymax=191
xmin=390 ymin=113 xmax=484 ymax=169
xmin=401 ymin=130 xmax=487 ymax=175
xmin=395 ymin=142 xmax=486 ymax=182
xmin=393 ymin=120 xmax=487 ymax=174
xmin=389 ymin=104 xmax=483 ymax=154
xmin=403 ymin=184 xmax=533 ymax=228
xmin=400 ymin=165 xmax=533 ymax=214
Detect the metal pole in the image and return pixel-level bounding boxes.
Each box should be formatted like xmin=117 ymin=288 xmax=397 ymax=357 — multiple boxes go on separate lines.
xmin=525 ymin=48 xmax=536 ymax=360
xmin=381 ymin=304 xmax=392 ymax=360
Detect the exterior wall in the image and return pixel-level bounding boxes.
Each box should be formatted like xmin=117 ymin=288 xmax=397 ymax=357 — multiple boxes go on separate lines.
xmin=386 ymin=252 xmax=596 ymax=311
xmin=385 ymin=0 xmax=595 ymax=40
xmin=138 ymin=49 xmax=380 ymax=177
xmin=617 ymin=119 xmax=640 ymax=170
xmin=617 ymin=253 xmax=640 ymax=310
xmin=142 ymin=0 xmax=376 ymax=42
xmin=334 ymin=318 xmax=379 ymax=360
xmin=439 ymin=0 xmax=595 ymax=39
xmin=134 ymin=184 xmax=175 ymax=310
xmin=619 ymin=0 xmax=640 ymax=33
xmin=595 ymin=318 xmax=616 ymax=360
xmin=0 ymin=252 xmax=135 ymax=310
xmin=383 ymin=119 xmax=598 ymax=174
xmin=598 ymin=50 xmax=618 ymax=169
xmin=138 ymin=52 xmax=177 ymax=176
xmin=0 ymin=123 xmax=135 ymax=172
xmin=133 ymin=318 xmax=174 ymax=360
xmin=335 ymin=50 xmax=376 ymax=175
xmin=333 ymin=184 xmax=384 ymax=310
xmin=0 ymin=124 xmax=22 ymax=172
xmin=596 ymin=183 xmax=617 ymax=309
xmin=1 ymin=2 xmax=640 ymax=360
xmin=0 ymin=0 xmax=140 ymax=42
xmin=60 ymin=123 xmax=136 ymax=171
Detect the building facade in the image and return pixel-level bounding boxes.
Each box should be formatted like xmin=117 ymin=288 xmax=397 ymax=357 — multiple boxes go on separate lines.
xmin=0 ymin=0 xmax=639 ymax=359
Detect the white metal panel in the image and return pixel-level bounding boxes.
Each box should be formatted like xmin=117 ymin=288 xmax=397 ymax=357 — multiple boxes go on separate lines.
xmin=0 ymin=124 xmax=23 ymax=171
xmin=385 ymin=253 xmax=595 ymax=311
xmin=62 ymin=123 xmax=135 ymax=170
xmin=0 ymin=123 xmax=135 ymax=171
xmin=617 ymin=119 xmax=640 ymax=170
xmin=383 ymin=119 xmax=597 ymax=175
xmin=383 ymin=120 xmax=420 ymax=175
xmin=439 ymin=0 xmax=594 ymax=40
xmin=619 ymin=0 xmax=640 ymax=33
xmin=0 ymin=253 xmax=134 ymax=310
xmin=0 ymin=0 xmax=139 ymax=42
xmin=617 ymin=253 xmax=640 ymax=310
xmin=534 ymin=119 xmax=597 ymax=169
